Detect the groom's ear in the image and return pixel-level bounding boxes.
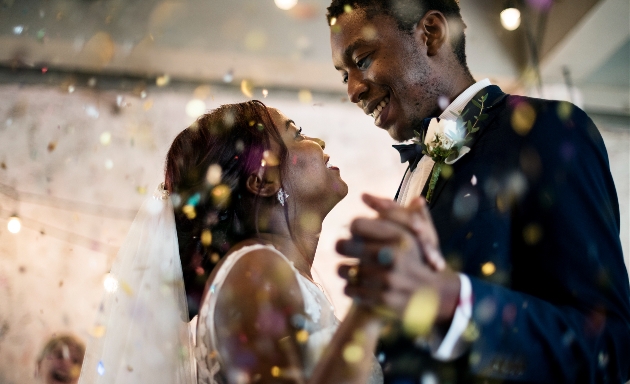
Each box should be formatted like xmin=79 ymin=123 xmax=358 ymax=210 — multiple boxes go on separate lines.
xmin=416 ymin=10 xmax=449 ymax=57
xmin=245 ymin=167 xmax=281 ymax=197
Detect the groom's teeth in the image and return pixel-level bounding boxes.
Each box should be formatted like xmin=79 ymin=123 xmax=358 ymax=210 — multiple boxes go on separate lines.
xmin=372 ymin=97 xmax=390 ymax=122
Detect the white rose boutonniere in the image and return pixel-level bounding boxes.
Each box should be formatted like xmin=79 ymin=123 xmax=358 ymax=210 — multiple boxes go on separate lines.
xmin=413 ymin=93 xmax=489 ymax=202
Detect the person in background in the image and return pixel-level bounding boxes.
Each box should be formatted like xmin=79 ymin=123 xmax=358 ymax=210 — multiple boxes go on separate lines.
xmin=36 ymin=334 xmax=85 ymax=384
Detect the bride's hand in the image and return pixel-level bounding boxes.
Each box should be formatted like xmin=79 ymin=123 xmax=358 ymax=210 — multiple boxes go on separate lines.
xmin=361 ymin=193 xmax=445 ymax=272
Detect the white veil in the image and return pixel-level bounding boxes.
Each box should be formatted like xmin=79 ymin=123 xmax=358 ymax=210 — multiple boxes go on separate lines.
xmin=79 ymin=184 xmax=196 ymax=384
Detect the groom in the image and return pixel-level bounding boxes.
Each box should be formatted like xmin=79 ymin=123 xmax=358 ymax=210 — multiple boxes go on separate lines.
xmin=328 ymin=0 xmax=630 ymax=383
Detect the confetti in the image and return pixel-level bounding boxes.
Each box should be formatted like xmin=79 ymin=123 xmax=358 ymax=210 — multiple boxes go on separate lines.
xmin=298 ymin=89 xmax=312 ymax=104
xmin=402 ymin=288 xmax=438 ymax=337
xmin=13 ymin=25 xmax=24 ymax=35
xmin=97 ymin=361 xmax=105 ymax=376
xmin=240 ymin=80 xmax=254 ymax=98
xmin=156 ymin=75 xmax=170 ymax=87
xmin=223 ymin=70 xmax=234 ymax=83
xmin=523 ymin=223 xmax=542 ymax=245
xmin=47 ymin=142 xmax=57 ymax=152
xmin=262 ymin=89 xmax=269 ymax=98
xmin=201 ymin=229 xmax=212 ymax=246
xmin=511 ymin=103 xmax=536 ymax=135
xmin=481 ymin=261 xmax=496 ymax=276
xmin=104 ymin=159 xmax=113 ymax=169
xmin=342 ymin=343 xmax=364 ymax=363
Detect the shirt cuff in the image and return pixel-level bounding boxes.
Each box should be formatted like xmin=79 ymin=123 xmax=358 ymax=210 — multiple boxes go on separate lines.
xmin=431 ymin=273 xmax=473 ymax=361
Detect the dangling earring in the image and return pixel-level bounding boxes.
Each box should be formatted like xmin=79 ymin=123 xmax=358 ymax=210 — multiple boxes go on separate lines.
xmin=277 ymin=188 xmax=289 ymax=206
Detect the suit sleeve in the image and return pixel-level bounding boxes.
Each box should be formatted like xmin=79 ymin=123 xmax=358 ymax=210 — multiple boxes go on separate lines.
xmin=466 ymin=101 xmax=630 ymax=383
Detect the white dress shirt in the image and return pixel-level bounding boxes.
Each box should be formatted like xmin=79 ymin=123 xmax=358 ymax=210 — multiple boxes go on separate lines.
xmin=397 ymin=78 xmax=491 ymax=361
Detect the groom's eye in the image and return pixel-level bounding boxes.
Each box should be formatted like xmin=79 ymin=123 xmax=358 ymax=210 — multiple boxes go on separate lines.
xmin=341 ymin=73 xmax=348 ymax=84
xmin=355 ymin=55 xmax=371 ymax=70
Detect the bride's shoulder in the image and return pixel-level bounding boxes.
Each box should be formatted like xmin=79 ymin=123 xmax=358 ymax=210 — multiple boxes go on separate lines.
xmin=217 ymin=242 xmax=300 ymax=298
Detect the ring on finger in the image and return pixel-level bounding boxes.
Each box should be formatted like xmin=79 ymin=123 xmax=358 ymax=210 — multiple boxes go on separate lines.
xmin=348 ymin=265 xmax=360 ymax=285
xmin=377 ymin=247 xmax=394 ymax=266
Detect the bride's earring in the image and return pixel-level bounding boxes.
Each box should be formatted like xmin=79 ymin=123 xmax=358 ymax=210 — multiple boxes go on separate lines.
xmin=277 ymin=188 xmax=289 ymax=206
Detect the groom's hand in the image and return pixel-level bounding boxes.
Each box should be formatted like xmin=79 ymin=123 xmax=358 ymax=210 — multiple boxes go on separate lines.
xmin=336 ymin=217 xmax=460 ymax=325
xmin=361 ymin=193 xmax=446 ymax=271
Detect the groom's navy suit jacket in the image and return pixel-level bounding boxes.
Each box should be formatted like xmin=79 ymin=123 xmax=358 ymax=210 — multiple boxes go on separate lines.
xmin=383 ymin=85 xmax=630 ymax=383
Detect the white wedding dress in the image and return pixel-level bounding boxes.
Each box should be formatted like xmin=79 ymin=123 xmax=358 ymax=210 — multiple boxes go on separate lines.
xmin=194 ymin=244 xmax=383 ymax=384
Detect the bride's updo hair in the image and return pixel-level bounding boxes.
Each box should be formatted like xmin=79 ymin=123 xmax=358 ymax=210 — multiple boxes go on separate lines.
xmin=164 ymin=100 xmax=288 ymax=317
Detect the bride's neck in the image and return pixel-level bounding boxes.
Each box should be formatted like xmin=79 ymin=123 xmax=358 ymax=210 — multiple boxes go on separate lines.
xmin=256 ymin=224 xmax=321 ymax=280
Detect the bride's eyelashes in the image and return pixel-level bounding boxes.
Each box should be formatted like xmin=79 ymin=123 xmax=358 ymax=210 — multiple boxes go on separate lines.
xmin=295 ymin=127 xmax=304 ymax=139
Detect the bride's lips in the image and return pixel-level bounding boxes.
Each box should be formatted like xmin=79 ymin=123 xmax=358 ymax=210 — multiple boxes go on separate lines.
xmin=325 ymin=155 xmax=339 ymax=171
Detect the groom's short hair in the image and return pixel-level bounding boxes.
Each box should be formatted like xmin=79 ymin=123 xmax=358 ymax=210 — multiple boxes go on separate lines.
xmin=326 ymin=0 xmax=468 ymax=69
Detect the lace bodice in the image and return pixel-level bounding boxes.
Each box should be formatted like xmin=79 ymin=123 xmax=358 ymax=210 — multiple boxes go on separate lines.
xmin=194 ymin=244 xmax=382 ymax=384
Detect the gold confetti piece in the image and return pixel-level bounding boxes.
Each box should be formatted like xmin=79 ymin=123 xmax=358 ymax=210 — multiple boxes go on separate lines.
xmin=296 ymin=329 xmax=309 ymax=343
xmin=201 ymin=229 xmax=212 ymax=246
xmin=210 ymin=253 xmax=220 ymax=263
xmin=156 ymin=75 xmax=170 ymax=87
xmin=343 ymin=343 xmax=364 ymax=363
xmin=143 ymin=100 xmax=153 ymax=111
xmin=241 ymin=80 xmax=254 ymax=98
xmin=182 ymin=204 xmax=196 ymax=220
xmin=211 ymin=184 xmax=231 ymax=208
xmin=330 ymin=17 xmax=337 ymax=26
xmin=344 ymin=4 xmax=352 ymax=13
xmin=120 ymin=280 xmax=133 ymax=296
xmin=523 ymin=223 xmax=542 ymax=245
xmin=271 ymin=366 xmax=281 ymax=377
xmin=136 ymin=186 xmax=147 ymax=195
xmin=47 ymin=141 xmax=57 ymax=152
xmin=402 ymin=288 xmax=439 ymax=337
xmin=90 ymin=325 xmax=106 ymax=338
xmin=298 ymin=89 xmax=312 ymax=104
xmin=511 ymin=103 xmax=536 ymax=136
xmin=557 ymin=101 xmax=573 ymax=122
xmin=481 ymin=261 xmax=496 ymax=276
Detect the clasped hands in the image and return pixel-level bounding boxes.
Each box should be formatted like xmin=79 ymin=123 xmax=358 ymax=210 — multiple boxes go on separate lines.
xmin=337 ymin=194 xmax=461 ymax=330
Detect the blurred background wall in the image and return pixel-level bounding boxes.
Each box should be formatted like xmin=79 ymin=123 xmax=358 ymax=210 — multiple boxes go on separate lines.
xmin=0 ymin=0 xmax=628 ymax=382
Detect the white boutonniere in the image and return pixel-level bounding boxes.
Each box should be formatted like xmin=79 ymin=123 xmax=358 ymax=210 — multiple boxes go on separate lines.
xmin=413 ymin=93 xmax=489 ymax=202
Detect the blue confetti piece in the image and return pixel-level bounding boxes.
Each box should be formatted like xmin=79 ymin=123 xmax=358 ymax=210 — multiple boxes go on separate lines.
xmin=187 ymin=193 xmax=201 ymax=207
xmin=97 ymin=361 xmax=105 ymax=376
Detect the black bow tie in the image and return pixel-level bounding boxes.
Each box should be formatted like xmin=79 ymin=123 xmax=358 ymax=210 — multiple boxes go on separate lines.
xmin=392 ymin=118 xmax=433 ymax=172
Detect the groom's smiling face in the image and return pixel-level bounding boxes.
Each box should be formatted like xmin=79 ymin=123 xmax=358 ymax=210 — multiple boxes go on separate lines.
xmin=331 ymin=9 xmax=445 ymax=141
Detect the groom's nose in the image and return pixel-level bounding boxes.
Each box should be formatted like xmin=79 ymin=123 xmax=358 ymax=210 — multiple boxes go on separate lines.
xmin=347 ymin=73 xmax=368 ymax=104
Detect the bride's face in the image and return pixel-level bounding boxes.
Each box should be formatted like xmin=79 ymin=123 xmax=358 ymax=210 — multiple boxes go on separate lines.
xmin=268 ymin=108 xmax=348 ymax=212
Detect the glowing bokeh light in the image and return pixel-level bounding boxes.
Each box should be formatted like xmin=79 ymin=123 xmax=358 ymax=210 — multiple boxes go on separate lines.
xmin=500 ymin=8 xmax=521 ymax=31
xmin=274 ymin=0 xmax=298 ymax=10
xmin=7 ymin=216 xmax=21 ymax=234
xmin=186 ymin=99 xmax=206 ymax=118
xmin=103 ymin=273 xmax=118 ymax=293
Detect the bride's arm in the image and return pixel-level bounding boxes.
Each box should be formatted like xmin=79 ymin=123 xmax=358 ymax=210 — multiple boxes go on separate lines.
xmin=214 ymin=248 xmax=380 ymax=384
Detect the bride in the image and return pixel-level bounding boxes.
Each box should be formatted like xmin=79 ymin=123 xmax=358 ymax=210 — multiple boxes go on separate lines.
xmin=79 ymin=100 xmax=383 ymax=384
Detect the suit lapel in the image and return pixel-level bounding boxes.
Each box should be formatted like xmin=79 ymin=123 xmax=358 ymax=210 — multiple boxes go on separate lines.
xmin=424 ymin=85 xmax=507 ymax=208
